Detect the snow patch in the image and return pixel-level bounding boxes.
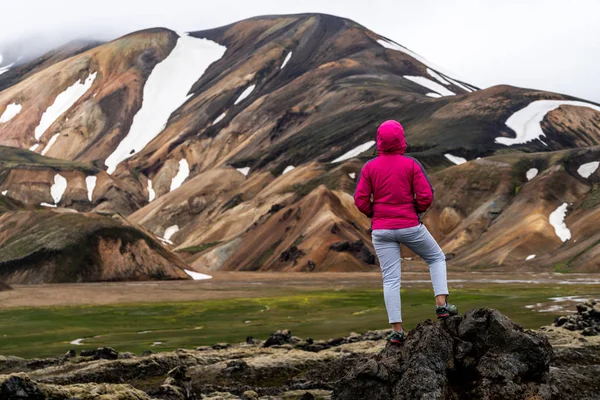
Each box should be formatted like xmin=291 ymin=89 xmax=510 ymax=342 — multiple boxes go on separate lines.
xmin=404 ymin=76 xmax=455 ymax=97
xmin=70 ymin=338 xmax=84 ymax=346
xmin=41 ymin=133 xmax=60 ymax=156
xmin=35 ymin=72 xmax=96 ymax=140
xmin=147 ymin=178 xmax=156 ymax=202
xmin=427 ymin=68 xmax=450 ymax=85
xmin=377 ymin=39 xmax=468 ymax=85
xmin=445 ymin=154 xmax=467 ymax=165
xmin=234 ymin=84 xmax=256 ymax=105
xmin=349 ymin=172 xmax=356 ymax=179
xmin=184 ymin=269 xmax=213 ymax=280
xmin=442 ymin=75 xmax=474 ymax=92
xmin=0 ymin=63 xmax=14 ymax=76
xmin=282 ymin=165 xmax=295 ymax=175
xmin=281 ymin=52 xmax=292 ymax=69
xmin=29 ymin=144 xmax=39 ymax=152
xmin=577 ymin=161 xmax=599 ymax=178
xmin=40 ymin=202 xmax=57 ymax=208
xmin=85 ymin=176 xmax=97 ymax=202
xmin=0 ymin=103 xmax=22 ymax=123
xmin=213 ymin=112 xmax=226 ymax=125
xmin=105 ymin=34 xmax=227 ymax=174
xmin=150 ymin=342 xmax=163 ymax=347
xmin=237 ymin=167 xmax=250 ymax=176
xmin=1 ymin=190 xmax=7 ymax=196
xmin=426 ymin=93 xmax=442 ymax=98
xmin=170 ymin=159 xmax=190 ymax=191
xmin=549 ymin=203 xmax=571 ymax=242
xmin=526 ymin=168 xmax=538 ymax=181
xmin=496 ymin=100 xmax=600 ymax=146
xmin=163 ymin=225 xmax=179 ymax=241
xmin=549 ymin=295 xmax=590 ymax=302
xmin=158 ymin=237 xmax=173 ymax=245
xmin=50 ymin=174 xmax=67 ymax=204
xmin=526 ymin=254 xmax=536 ymax=261
xmin=137 ymin=331 xmax=153 ymax=334
xmin=331 ymin=141 xmax=376 ymax=163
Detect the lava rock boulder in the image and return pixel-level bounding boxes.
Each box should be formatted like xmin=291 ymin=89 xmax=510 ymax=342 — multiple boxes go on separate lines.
xmin=333 ymin=308 xmax=553 ymax=400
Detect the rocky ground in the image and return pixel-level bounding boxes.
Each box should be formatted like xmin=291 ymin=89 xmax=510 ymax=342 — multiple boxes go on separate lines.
xmin=1 ymin=306 xmax=599 ymax=400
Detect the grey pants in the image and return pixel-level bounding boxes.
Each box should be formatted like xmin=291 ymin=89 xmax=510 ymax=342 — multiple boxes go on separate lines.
xmin=372 ymin=224 xmax=449 ymax=323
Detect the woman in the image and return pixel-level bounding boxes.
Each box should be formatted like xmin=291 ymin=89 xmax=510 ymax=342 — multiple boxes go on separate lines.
xmin=354 ymin=120 xmax=457 ymax=344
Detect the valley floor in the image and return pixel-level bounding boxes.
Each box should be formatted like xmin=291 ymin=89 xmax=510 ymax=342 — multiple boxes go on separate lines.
xmin=1 ymin=271 xmax=599 ymax=359
xmin=2 ymin=270 xmax=600 ymax=308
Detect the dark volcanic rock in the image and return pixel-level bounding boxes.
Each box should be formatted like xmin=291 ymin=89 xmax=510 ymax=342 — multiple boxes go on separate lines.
xmin=264 ymin=329 xmax=293 ymax=347
xmin=80 ymin=346 xmax=119 ymax=360
xmin=152 ymin=366 xmax=198 ymax=400
xmin=0 ymin=374 xmax=45 ymax=399
xmin=333 ymin=308 xmax=553 ymax=400
xmin=553 ymin=300 xmax=600 ymax=336
xmin=279 ymin=246 xmax=305 ymax=264
xmin=329 ymin=240 xmax=376 ymax=265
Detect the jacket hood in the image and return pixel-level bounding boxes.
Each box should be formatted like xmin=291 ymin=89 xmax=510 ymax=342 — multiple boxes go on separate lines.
xmin=377 ymin=120 xmax=407 ymax=155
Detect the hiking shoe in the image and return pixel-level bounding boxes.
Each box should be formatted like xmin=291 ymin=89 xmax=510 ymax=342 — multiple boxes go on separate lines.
xmin=386 ymin=331 xmax=405 ymax=345
xmin=436 ymin=303 xmax=458 ymax=319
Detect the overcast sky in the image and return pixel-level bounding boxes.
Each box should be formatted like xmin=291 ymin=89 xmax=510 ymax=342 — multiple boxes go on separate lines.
xmin=2 ymin=0 xmax=599 ymax=102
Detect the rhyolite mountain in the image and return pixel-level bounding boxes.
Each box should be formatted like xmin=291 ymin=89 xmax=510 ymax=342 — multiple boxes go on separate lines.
xmin=1 ymin=13 xmax=599 ymax=283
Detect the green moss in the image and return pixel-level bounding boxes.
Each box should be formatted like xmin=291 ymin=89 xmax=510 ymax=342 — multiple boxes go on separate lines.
xmin=581 ymin=184 xmax=600 ymax=210
xmin=292 ymin=235 xmax=305 ymax=247
xmin=1 ymin=284 xmax=598 ymax=359
xmin=291 ymin=173 xmax=341 ymax=198
xmin=246 ymin=239 xmax=283 ymax=271
xmin=176 ymin=242 xmax=221 ymax=254
xmin=221 ymin=194 xmax=244 ymax=211
xmin=0 ymin=146 xmax=98 ymax=176
xmin=552 ymin=262 xmax=571 ymax=273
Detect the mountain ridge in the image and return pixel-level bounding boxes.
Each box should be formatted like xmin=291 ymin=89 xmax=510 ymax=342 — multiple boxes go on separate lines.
xmin=1 ymin=13 xmax=599 ymax=282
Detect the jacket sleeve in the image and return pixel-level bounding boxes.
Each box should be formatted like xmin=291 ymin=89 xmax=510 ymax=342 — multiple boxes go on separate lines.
xmin=354 ymin=165 xmax=373 ymax=218
xmin=412 ymin=160 xmax=434 ymax=213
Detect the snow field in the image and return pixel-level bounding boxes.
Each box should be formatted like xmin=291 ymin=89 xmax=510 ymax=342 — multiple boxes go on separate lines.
xmin=85 ymin=176 xmax=97 ymax=202
xmin=41 ymin=133 xmax=60 ymax=156
xmin=170 ymin=159 xmax=190 ymax=191
xmin=184 ymin=269 xmax=213 ymax=280
xmin=281 ymin=52 xmax=293 ymax=69
xmin=404 ymin=76 xmax=455 ymax=97
xmin=377 ymin=39 xmax=470 ymax=87
xmin=331 ymin=141 xmax=376 ymax=163
xmin=147 ymin=178 xmax=156 ymax=202
xmin=549 ymin=203 xmax=571 ymax=242
xmin=426 ymin=68 xmax=450 ymax=85
xmin=526 ymin=168 xmax=538 ymax=181
xmin=577 ymin=161 xmax=599 ymax=178
xmin=237 ymin=167 xmax=250 ymax=176
xmin=50 ymin=174 xmax=67 ymax=204
xmin=35 ymin=72 xmax=96 ymax=140
xmin=496 ymin=100 xmax=600 ymax=146
xmin=163 ymin=225 xmax=179 ymax=241
xmin=213 ymin=112 xmax=226 ymax=125
xmin=234 ymin=84 xmax=256 ymax=105
xmin=105 ymin=34 xmax=227 ymax=173
xmin=444 ymin=154 xmax=467 ymax=165
xmin=0 ymin=103 xmax=22 ymax=123
xmin=282 ymin=165 xmax=295 ymax=175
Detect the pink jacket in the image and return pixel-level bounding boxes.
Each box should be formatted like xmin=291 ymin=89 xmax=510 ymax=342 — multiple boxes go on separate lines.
xmin=354 ymin=120 xmax=434 ymax=230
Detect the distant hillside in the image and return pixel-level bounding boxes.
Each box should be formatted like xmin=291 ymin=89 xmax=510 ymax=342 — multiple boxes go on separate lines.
xmin=1 ymin=13 xmax=599 ymax=277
